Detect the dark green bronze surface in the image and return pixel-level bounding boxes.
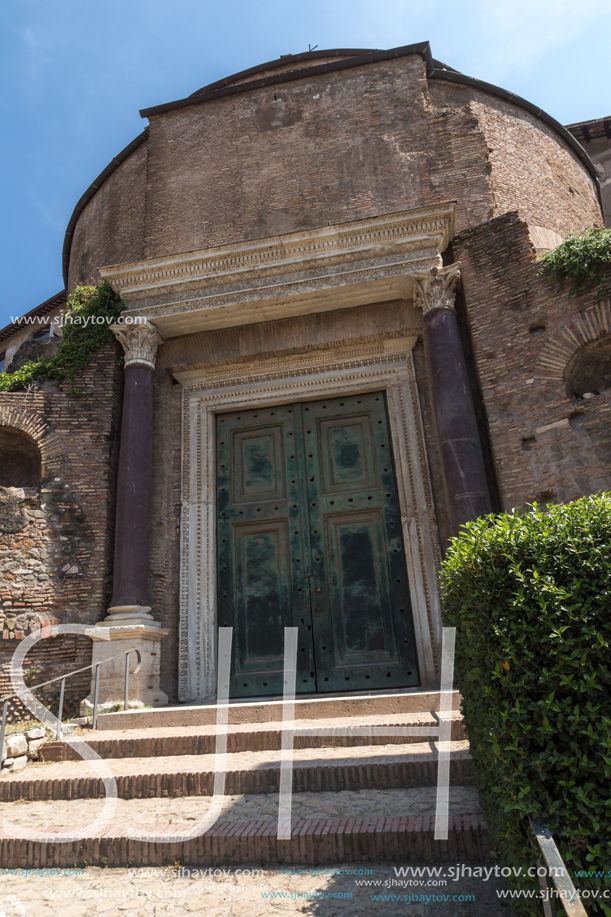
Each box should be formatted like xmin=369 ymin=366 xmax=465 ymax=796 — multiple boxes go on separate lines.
xmin=217 ymin=392 xmax=419 ymax=697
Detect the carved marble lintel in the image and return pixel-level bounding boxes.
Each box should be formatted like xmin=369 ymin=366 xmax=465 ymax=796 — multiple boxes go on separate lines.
xmin=412 ymin=263 xmax=461 ymax=315
xmin=110 ymin=321 xmax=164 ymax=369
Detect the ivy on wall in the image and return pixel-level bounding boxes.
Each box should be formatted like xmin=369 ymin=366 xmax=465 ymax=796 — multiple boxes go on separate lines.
xmin=0 ymin=282 xmax=125 ymax=396
xmin=538 ymin=227 xmax=611 ymax=298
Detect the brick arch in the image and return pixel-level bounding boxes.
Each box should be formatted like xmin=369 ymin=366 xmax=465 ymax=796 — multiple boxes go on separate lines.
xmin=534 ymin=298 xmax=611 ymax=382
xmin=0 ymin=403 xmax=68 ymax=476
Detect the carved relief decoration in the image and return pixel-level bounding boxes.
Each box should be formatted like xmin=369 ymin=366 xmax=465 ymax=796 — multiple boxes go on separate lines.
xmin=110 ymin=321 xmax=164 ymax=369
xmin=178 ymin=336 xmax=443 ymax=703
xmin=98 ymin=205 xmax=456 ymax=339
xmin=101 ymin=204 xmax=456 ymax=299
xmin=412 ymin=263 xmax=462 ymax=315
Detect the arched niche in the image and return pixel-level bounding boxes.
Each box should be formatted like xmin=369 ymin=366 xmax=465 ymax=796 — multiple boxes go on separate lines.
xmin=565 ymin=334 xmax=611 ymax=397
xmin=0 ymin=426 xmax=42 ymax=488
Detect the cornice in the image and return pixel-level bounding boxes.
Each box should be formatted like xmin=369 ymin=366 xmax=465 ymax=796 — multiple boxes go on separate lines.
xmin=99 ymin=204 xmax=456 ymax=338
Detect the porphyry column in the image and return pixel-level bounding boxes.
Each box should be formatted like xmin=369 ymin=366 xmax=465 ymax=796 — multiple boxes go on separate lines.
xmin=413 ymin=264 xmax=491 ymax=534
xmin=107 ymin=320 xmax=163 ymax=622
xmin=81 ymin=320 xmax=168 ymax=715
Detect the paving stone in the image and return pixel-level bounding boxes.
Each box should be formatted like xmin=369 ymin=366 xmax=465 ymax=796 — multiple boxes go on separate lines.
xmin=0 ymin=862 xmax=512 ymax=916
xmin=0 ymin=786 xmax=481 ymax=830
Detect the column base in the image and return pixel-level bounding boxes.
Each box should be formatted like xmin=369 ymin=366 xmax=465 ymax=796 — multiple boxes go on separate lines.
xmin=80 ymin=619 xmax=169 ymax=717
xmin=102 ymin=605 xmax=159 ymax=627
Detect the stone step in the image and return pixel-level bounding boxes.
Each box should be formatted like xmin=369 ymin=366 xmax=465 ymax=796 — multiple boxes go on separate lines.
xmin=41 ymin=712 xmax=466 ymax=761
xmin=1 ymin=740 xmax=473 ymax=801
xmin=0 ymin=787 xmax=490 ymax=868
xmin=95 ymin=688 xmax=461 ymax=730
xmin=0 ymin=813 xmax=491 ymax=868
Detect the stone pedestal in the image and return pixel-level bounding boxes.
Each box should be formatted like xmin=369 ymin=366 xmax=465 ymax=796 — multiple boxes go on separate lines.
xmin=81 ymin=614 xmax=168 ymax=715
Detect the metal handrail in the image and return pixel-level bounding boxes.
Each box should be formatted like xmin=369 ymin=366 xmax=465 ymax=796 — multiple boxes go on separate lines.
xmin=529 ymin=817 xmax=588 ymax=916
xmin=0 ymin=648 xmax=141 ymax=757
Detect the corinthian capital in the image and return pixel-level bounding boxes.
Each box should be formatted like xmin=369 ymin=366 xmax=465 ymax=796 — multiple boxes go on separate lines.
xmin=110 ymin=320 xmax=163 ymax=369
xmin=412 ymin=263 xmax=461 ymax=315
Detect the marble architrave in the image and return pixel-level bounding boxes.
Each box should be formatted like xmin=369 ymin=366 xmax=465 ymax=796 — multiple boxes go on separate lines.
xmin=98 ymin=205 xmax=457 ymax=706
xmin=178 ymin=335 xmax=443 ymax=703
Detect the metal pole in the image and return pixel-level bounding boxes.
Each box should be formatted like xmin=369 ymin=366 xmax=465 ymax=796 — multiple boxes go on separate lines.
xmin=124 ymin=651 xmax=130 ymax=711
xmin=92 ymin=663 xmax=101 ymax=730
xmin=0 ymin=699 xmax=8 ymax=767
xmin=529 ymin=817 xmax=588 ymax=917
xmin=56 ymin=677 xmax=66 ymax=740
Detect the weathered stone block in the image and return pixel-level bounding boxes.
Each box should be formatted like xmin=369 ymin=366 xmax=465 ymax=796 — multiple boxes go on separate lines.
xmin=5 ymin=733 xmax=27 ymax=757
xmin=27 ymin=737 xmax=46 ymax=757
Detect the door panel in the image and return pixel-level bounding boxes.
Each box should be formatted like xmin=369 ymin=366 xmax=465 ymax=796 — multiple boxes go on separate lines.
xmin=216 ymin=393 xmax=420 ymax=697
xmin=232 ymin=428 xmax=285 ymax=503
xmin=304 ymin=393 xmax=419 ymax=692
xmin=319 ymin=417 xmax=377 ymax=492
xmin=326 ymin=512 xmax=397 ymax=663
xmin=217 ymin=404 xmax=316 ymax=697
xmin=234 ymin=521 xmax=290 ymax=671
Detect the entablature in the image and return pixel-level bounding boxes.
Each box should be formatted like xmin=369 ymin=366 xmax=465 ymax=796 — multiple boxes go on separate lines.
xmin=99 ymin=203 xmax=456 ymax=339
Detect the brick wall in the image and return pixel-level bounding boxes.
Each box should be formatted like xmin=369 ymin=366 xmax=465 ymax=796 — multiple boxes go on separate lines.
xmin=454 ymin=211 xmax=611 ymax=512
xmin=142 ymin=56 xmax=489 ymax=259
xmin=68 ymin=141 xmax=148 ymax=291
xmin=66 ymin=54 xmax=600 ymax=287
xmin=430 ymin=83 xmax=601 ymax=234
xmin=0 ymin=345 xmax=122 ymax=720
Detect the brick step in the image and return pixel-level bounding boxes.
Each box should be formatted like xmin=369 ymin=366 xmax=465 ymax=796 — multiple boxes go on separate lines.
xmin=1 ymin=741 xmax=473 ymax=801
xmin=42 ymin=713 xmax=466 ymax=762
xmin=96 ymin=688 xmax=461 ymax=730
xmin=0 ymin=812 xmax=491 ymax=868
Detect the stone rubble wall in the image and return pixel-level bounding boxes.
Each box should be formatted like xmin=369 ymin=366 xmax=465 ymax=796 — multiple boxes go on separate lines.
xmin=0 ymin=725 xmax=47 ymax=776
xmin=0 ymin=345 xmax=123 ymax=721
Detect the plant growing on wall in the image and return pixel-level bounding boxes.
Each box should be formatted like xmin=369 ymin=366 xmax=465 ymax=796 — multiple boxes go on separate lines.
xmin=440 ymin=494 xmax=611 ymax=916
xmin=538 ymin=227 xmax=611 ymax=298
xmin=0 ymin=281 xmax=125 ymax=395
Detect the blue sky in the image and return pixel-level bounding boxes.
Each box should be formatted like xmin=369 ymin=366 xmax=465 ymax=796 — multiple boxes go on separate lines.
xmin=1 ymin=0 xmax=610 ymax=331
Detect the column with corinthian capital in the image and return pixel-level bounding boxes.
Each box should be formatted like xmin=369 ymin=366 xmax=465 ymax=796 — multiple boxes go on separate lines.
xmin=81 ymin=320 xmax=168 ymax=714
xmin=412 ymin=264 xmax=491 ymax=535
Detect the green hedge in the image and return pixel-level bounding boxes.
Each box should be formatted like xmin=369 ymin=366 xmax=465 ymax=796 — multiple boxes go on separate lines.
xmin=441 ymin=495 xmax=611 ymax=916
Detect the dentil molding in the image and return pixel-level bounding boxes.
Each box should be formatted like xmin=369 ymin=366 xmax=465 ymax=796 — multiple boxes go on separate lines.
xmin=99 ymin=204 xmax=456 ymax=339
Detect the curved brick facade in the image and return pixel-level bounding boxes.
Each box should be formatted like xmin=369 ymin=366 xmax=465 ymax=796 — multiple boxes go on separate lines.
xmin=67 ymin=141 xmax=148 ymax=291
xmin=65 ymin=53 xmax=601 ymax=289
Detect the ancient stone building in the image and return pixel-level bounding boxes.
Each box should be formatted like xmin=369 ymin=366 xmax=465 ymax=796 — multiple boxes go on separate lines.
xmin=1 ymin=43 xmax=610 ymax=714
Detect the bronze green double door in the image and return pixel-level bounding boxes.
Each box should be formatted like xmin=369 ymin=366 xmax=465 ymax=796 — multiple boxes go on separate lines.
xmin=217 ymin=391 xmax=420 ymax=697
